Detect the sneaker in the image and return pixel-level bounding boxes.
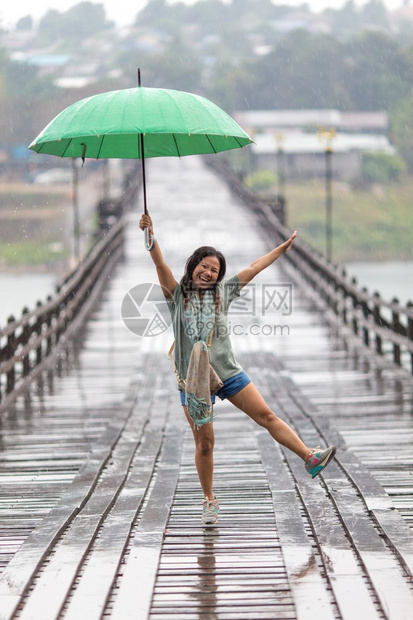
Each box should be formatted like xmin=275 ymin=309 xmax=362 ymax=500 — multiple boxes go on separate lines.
xmin=305 ymin=445 xmax=336 ymax=479
xmin=202 ymin=496 xmax=219 ymax=525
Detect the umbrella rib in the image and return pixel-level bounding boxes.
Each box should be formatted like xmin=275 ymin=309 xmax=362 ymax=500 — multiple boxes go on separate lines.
xmin=96 ymin=135 xmax=105 ymax=159
xmin=172 ymin=134 xmax=181 ymax=157
xmin=205 ymin=135 xmax=217 ymax=155
xmin=61 ymin=139 xmax=73 ymax=158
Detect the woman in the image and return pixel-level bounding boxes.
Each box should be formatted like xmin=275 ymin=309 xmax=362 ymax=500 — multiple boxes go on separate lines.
xmin=139 ymin=214 xmax=336 ymax=525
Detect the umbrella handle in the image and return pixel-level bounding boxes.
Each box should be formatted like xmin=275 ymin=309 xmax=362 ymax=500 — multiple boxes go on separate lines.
xmin=144 ymin=227 xmax=155 ymax=251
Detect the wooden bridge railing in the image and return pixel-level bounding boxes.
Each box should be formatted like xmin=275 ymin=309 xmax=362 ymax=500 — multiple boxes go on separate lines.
xmin=208 ymin=156 xmax=413 ymax=376
xmin=0 ymin=221 xmax=125 ymax=403
xmin=0 ymin=163 xmax=141 ymax=404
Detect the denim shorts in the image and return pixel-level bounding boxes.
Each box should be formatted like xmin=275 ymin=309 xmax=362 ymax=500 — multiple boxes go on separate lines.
xmin=179 ymin=370 xmax=251 ymax=406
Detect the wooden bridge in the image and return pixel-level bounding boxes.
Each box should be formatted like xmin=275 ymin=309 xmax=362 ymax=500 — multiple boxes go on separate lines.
xmin=0 ymin=157 xmax=412 ymax=619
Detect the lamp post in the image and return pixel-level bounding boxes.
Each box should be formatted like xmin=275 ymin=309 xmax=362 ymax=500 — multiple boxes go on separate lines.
xmin=274 ymin=132 xmax=285 ymax=198
xmin=245 ymin=128 xmax=255 ymax=179
xmin=318 ymin=128 xmax=336 ymax=263
xmin=274 ymin=132 xmax=286 ymax=224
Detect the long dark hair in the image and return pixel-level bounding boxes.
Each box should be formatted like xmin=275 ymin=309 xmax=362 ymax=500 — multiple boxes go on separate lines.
xmin=180 ymin=246 xmax=226 ymax=307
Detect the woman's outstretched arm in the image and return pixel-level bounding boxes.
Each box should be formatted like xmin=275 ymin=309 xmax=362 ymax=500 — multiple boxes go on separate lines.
xmin=139 ymin=214 xmax=178 ymax=299
xmin=237 ymin=230 xmax=297 ymax=289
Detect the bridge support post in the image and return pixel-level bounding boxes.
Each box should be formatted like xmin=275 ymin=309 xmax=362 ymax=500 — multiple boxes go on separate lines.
xmin=391 ymin=298 xmax=402 ymax=366
xmin=408 ymin=301 xmax=413 ymax=373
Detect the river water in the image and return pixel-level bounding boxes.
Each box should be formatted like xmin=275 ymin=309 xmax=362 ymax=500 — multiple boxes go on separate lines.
xmin=345 ymin=260 xmax=413 ymax=306
xmin=0 ymin=260 xmax=412 ymax=328
xmin=0 ymin=272 xmax=59 ymax=327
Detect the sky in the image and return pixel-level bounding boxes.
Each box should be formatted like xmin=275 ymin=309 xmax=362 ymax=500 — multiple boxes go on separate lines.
xmin=0 ymin=0 xmax=407 ymax=30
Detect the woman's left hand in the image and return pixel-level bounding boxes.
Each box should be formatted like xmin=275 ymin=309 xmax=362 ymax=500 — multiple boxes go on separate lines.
xmin=282 ymin=230 xmax=297 ymax=252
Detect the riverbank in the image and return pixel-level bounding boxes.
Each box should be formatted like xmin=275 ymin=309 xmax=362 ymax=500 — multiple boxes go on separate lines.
xmin=281 ymin=177 xmax=413 ymax=263
xmin=0 ymin=166 xmax=111 ymax=268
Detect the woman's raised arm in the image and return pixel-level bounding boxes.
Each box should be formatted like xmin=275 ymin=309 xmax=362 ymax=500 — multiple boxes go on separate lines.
xmin=139 ymin=214 xmax=178 ymax=299
xmin=237 ymin=230 xmax=297 ymax=289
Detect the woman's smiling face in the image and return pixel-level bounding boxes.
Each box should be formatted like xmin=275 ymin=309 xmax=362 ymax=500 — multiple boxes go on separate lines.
xmin=191 ymin=255 xmax=221 ymax=289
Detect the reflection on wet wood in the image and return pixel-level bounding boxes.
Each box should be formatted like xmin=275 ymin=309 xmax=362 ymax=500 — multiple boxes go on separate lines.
xmin=151 ymin=402 xmax=297 ymax=620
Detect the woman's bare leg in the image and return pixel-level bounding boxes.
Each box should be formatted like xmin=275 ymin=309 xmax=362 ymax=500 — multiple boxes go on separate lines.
xmin=228 ymin=382 xmax=309 ymax=460
xmin=183 ymin=405 xmax=215 ymax=498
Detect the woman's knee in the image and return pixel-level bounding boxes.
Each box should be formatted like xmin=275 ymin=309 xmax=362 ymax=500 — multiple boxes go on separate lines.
xmin=195 ymin=434 xmax=215 ymax=455
xmin=256 ymin=408 xmax=278 ymax=428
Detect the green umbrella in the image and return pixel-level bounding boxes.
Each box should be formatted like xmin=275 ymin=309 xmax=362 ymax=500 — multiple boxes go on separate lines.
xmin=29 ymin=71 xmax=253 ymax=249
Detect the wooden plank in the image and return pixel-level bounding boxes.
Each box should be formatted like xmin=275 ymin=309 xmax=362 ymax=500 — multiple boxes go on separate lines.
xmin=0 ymin=339 xmax=150 ymax=578
xmin=328 ymin=479 xmax=413 ymax=620
xmin=62 ymin=386 xmax=175 ymax=619
xmin=271 ymin=351 xmax=413 ymax=581
xmin=337 ymin=446 xmax=413 ymax=577
xmin=109 ymin=423 xmax=184 ymax=620
xmin=256 ymin=355 xmax=413 ymax=619
xmin=150 ymin=399 xmax=298 ymax=620
xmin=0 ymin=359 xmax=157 ymax=620
xmin=11 ymin=365 xmax=171 ymax=620
xmin=251 ymin=357 xmax=386 ymax=619
xmin=62 ymin=445 xmax=161 ymax=619
xmin=256 ymin=428 xmax=336 ymax=620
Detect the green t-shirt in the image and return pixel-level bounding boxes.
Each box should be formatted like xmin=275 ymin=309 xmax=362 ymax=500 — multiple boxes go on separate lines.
xmin=167 ymin=275 xmax=243 ymax=383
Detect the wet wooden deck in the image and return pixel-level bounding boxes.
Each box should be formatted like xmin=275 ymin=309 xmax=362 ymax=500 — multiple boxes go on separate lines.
xmin=0 ymin=157 xmax=412 ymax=619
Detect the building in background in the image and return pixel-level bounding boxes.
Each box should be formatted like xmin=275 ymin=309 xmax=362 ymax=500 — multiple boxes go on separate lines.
xmin=234 ymin=109 xmax=393 ymax=182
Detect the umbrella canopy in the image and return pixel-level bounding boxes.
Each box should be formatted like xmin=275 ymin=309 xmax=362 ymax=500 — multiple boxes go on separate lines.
xmin=28 ymin=86 xmax=253 ymax=160
xmin=29 ymin=78 xmax=253 ymax=250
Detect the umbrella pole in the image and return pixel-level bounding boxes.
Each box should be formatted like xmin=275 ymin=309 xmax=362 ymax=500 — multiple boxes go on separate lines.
xmin=138 ymin=68 xmax=154 ymax=251
xmin=140 ymin=133 xmax=148 ymax=216
xmin=141 ymin=130 xmax=154 ymax=251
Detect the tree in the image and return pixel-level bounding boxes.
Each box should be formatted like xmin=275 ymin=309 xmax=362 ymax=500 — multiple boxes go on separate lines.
xmin=391 ymin=94 xmax=413 ymax=172
xmin=360 ymin=0 xmax=389 ymax=30
xmin=118 ymin=37 xmax=203 ymax=93
xmin=341 ymin=31 xmax=413 ymax=111
xmin=362 ymin=151 xmax=406 ymax=184
xmin=16 ymin=16 xmax=33 ymax=31
xmin=38 ymin=2 xmax=112 ymax=47
xmin=229 ymin=30 xmax=349 ymax=110
xmin=325 ymin=1 xmax=361 ymax=35
xmin=0 ymin=49 xmax=59 ymax=153
xmin=209 ymin=62 xmax=257 ymax=110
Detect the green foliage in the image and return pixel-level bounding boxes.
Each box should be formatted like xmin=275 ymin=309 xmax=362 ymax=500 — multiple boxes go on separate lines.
xmin=390 ymin=94 xmax=413 ymax=172
xmin=220 ymin=28 xmax=413 ymax=111
xmin=0 ymin=241 xmax=67 ymax=266
xmin=234 ymin=31 xmax=346 ymax=110
xmin=325 ymin=1 xmax=361 ymax=34
xmin=244 ymin=169 xmax=277 ymax=191
xmin=118 ymin=38 xmax=204 ymax=92
xmin=341 ymin=31 xmax=413 ymax=111
xmin=0 ymin=49 xmax=59 ymax=151
xmin=37 ymin=2 xmax=111 ymax=46
xmin=362 ymin=152 xmax=406 ymax=184
xmin=361 ymin=0 xmax=389 ymax=29
xmin=286 ymin=178 xmax=413 ymax=262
